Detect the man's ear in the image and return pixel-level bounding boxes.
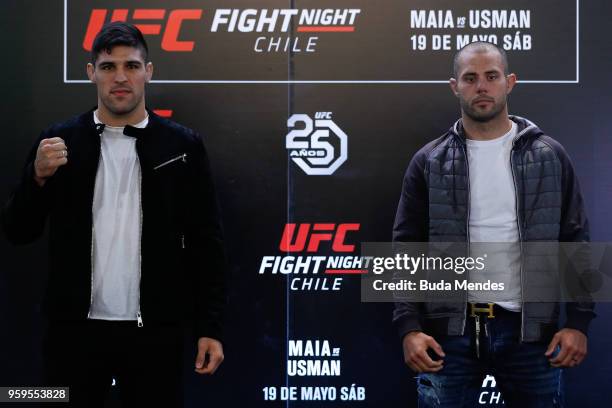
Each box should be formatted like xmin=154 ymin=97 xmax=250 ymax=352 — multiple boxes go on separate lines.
xmin=506 ymin=73 xmax=517 ymax=94
xmin=145 ymin=62 xmax=154 ymax=83
xmin=87 ymin=63 xmax=95 ymax=83
xmin=449 ymin=77 xmax=459 ymax=97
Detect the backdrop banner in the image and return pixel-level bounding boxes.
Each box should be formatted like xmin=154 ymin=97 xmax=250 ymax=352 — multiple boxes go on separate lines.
xmin=1 ymin=1 xmax=611 ymax=407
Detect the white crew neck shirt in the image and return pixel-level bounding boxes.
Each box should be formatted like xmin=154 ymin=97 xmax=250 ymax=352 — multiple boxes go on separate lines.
xmin=466 ymin=121 xmax=521 ymax=312
xmin=88 ymin=111 xmax=148 ymax=321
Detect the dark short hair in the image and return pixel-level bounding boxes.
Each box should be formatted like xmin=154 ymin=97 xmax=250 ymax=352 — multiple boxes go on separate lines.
xmin=453 ymin=41 xmax=509 ymax=77
xmin=91 ymin=22 xmax=149 ymax=64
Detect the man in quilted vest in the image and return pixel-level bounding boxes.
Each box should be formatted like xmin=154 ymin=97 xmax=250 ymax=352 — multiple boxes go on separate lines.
xmin=393 ymin=41 xmax=595 ymax=407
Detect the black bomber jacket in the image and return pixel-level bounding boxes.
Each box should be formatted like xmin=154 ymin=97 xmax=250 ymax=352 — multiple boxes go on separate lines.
xmin=2 ymin=108 xmax=227 ymax=342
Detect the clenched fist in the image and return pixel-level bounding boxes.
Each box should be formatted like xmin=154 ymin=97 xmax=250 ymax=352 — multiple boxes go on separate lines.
xmin=34 ymin=137 xmax=68 ymax=186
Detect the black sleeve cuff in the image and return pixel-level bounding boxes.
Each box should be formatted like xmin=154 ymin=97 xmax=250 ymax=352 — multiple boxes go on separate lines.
xmin=564 ymin=310 xmax=596 ymax=336
xmin=394 ymin=315 xmax=423 ymax=340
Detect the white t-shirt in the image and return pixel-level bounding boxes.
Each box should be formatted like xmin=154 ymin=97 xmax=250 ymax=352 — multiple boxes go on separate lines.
xmin=88 ymin=111 xmax=148 ymax=321
xmin=466 ymin=121 xmax=521 ymax=312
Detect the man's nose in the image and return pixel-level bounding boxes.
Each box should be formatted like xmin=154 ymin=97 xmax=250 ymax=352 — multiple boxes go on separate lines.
xmin=476 ymin=78 xmax=488 ymax=93
xmin=114 ymin=68 xmax=128 ymax=82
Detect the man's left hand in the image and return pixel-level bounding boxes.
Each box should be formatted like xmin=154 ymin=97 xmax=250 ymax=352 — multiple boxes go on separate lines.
xmin=195 ymin=337 xmax=224 ymax=375
xmin=545 ymin=328 xmax=587 ymax=368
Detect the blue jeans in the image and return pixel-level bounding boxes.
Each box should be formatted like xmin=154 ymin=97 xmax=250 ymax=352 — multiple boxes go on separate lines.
xmin=417 ymin=309 xmax=563 ymax=407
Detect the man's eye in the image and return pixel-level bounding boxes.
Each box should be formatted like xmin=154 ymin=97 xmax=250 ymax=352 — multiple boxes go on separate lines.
xmin=101 ymin=65 xmax=112 ymax=70
xmin=488 ymin=75 xmax=498 ymax=80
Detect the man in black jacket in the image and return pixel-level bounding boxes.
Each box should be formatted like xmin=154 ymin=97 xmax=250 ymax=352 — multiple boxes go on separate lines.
xmin=393 ymin=42 xmax=595 ymax=407
xmin=2 ymin=22 xmax=227 ymax=407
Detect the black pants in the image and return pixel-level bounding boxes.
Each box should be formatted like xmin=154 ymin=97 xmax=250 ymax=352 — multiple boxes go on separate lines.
xmin=43 ymin=319 xmax=184 ymax=408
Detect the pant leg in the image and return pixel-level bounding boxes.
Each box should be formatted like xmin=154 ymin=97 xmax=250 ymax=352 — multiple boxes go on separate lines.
xmin=487 ymin=311 xmax=563 ymax=408
xmin=42 ymin=320 xmax=113 ymax=408
xmin=417 ymin=318 xmax=487 ymax=408
xmin=116 ymin=323 xmax=184 ymax=408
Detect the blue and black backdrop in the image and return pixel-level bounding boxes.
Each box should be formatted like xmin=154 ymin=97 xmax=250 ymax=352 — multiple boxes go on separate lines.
xmin=1 ymin=0 xmax=612 ymax=406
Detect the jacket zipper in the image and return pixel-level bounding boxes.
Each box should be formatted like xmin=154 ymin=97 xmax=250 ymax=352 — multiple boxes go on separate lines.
xmin=88 ymin=224 xmax=95 ymax=318
xmin=509 ymin=124 xmax=533 ymax=342
xmin=459 ymin=141 xmax=470 ymax=335
xmin=510 ymin=144 xmax=525 ymax=342
xmin=153 ymin=153 xmax=187 ymax=170
xmin=88 ymin=137 xmax=103 ymax=319
xmin=137 ymin=155 xmax=144 ymax=328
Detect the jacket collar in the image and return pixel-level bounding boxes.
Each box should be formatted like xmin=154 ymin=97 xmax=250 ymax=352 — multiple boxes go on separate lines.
xmin=450 ymin=115 xmax=543 ymax=147
xmin=77 ymin=106 xmax=162 ymax=139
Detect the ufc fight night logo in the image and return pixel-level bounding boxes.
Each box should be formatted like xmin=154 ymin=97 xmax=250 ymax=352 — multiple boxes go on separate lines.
xmin=286 ymin=113 xmax=348 ymax=176
xmin=80 ymin=7 xmax=360 ymax=54
xmin=259 ymin=223 xmax=365 ymax=291
xmin=65 ymin=2 xmax=364 ymax=82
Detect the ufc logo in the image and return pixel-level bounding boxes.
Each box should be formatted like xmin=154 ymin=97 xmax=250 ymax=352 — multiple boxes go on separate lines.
xmin=83 ymin=9 xmax=203 ymax=52
xmin=280 ymin=223 xmax=360 ymax=253
xmin=314 ymin=112 xmax=332 ymax=119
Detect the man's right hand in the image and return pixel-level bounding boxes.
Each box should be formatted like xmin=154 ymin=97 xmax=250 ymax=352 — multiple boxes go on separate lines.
xmin=34 ymin=137 xmax=68 ymax=186
xmin=402 ymin=331 xmax=445 ymax=373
